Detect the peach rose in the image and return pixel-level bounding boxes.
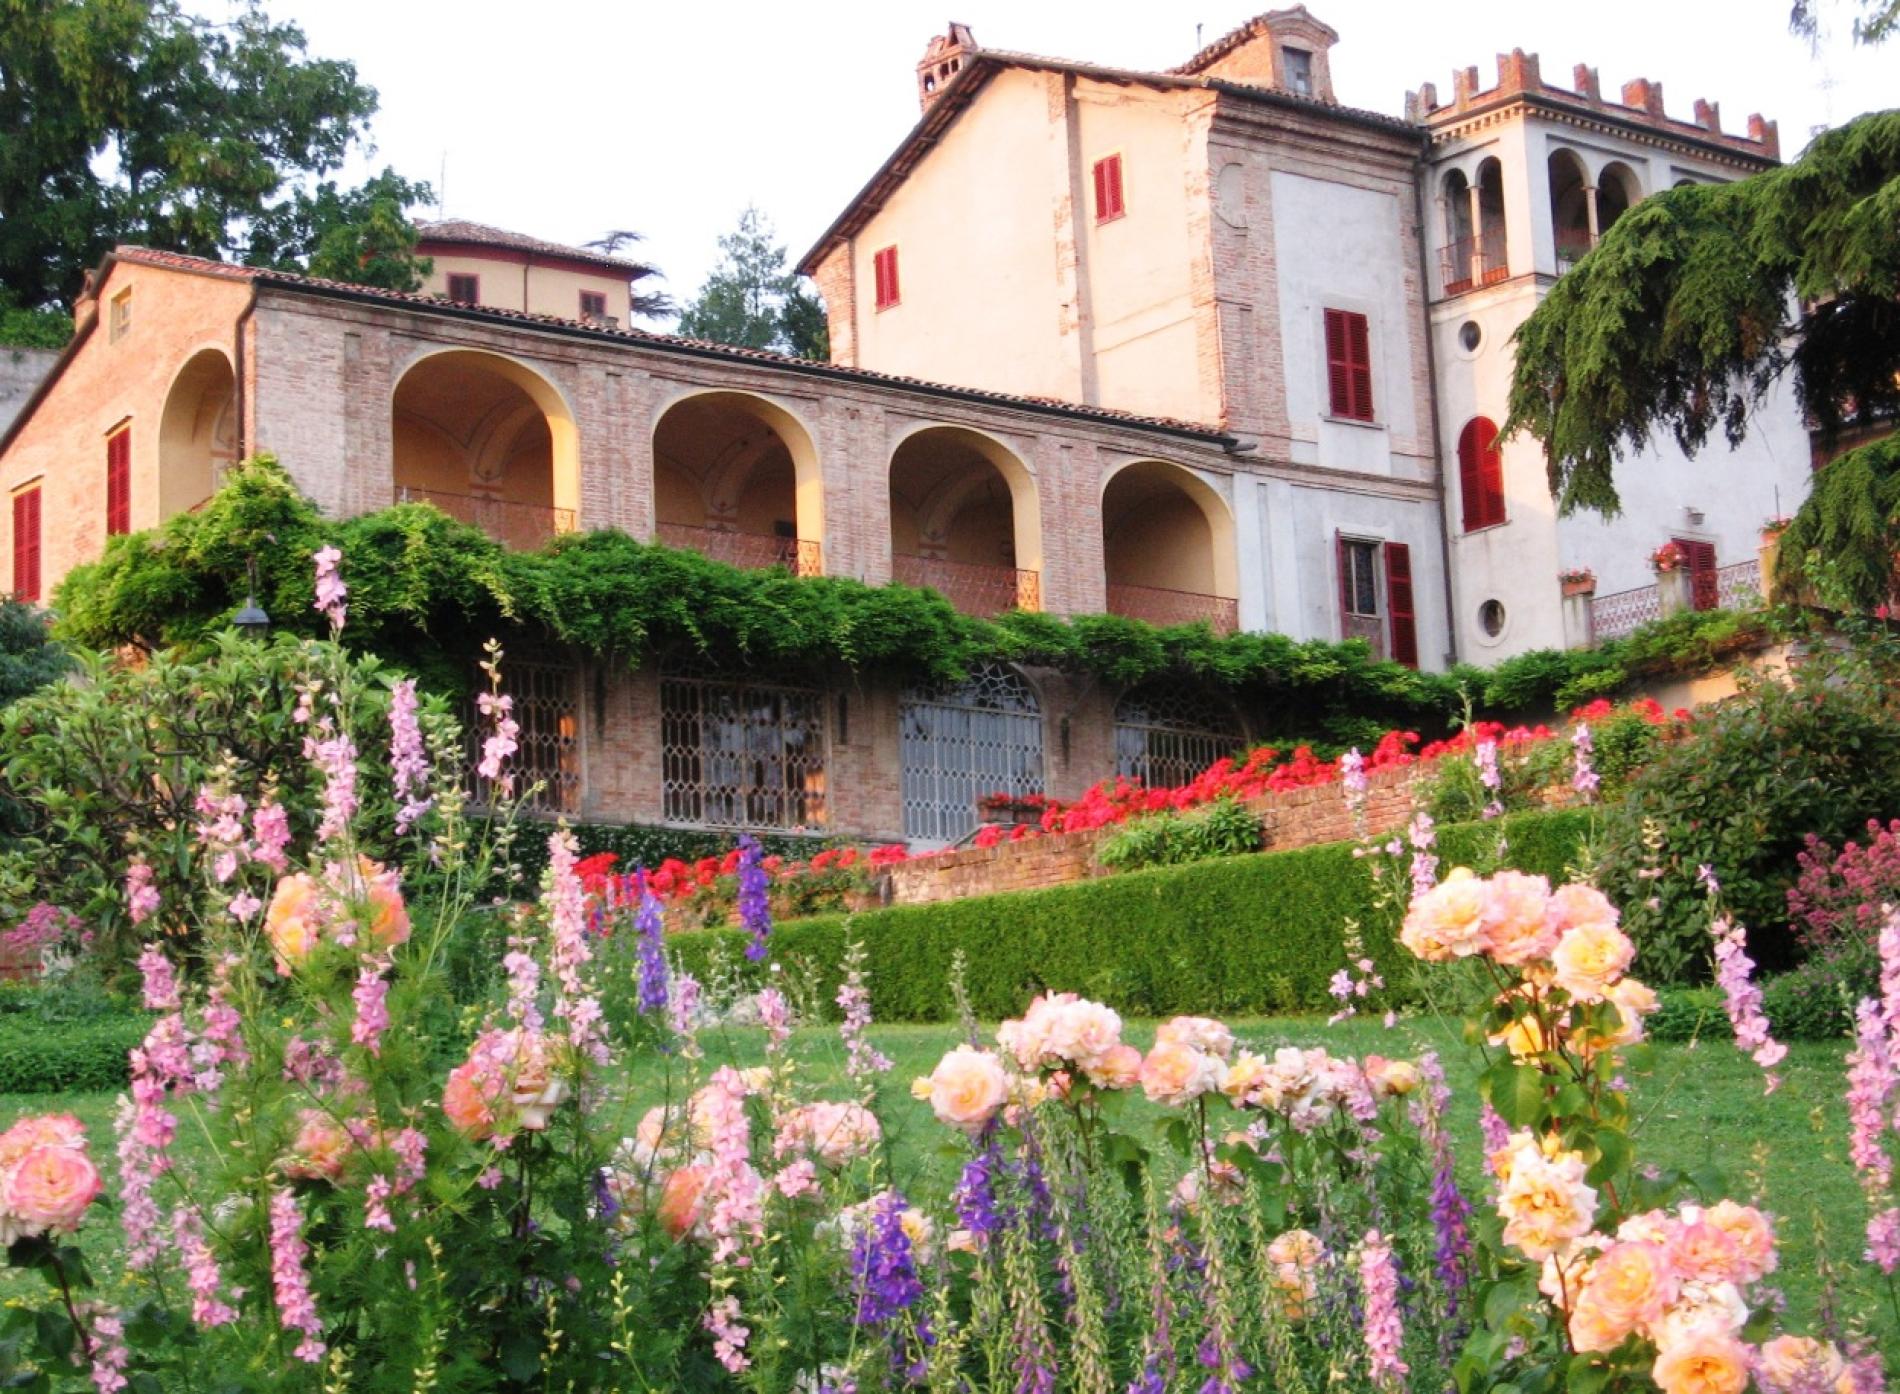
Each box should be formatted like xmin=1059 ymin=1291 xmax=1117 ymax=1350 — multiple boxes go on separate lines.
xmin=916 ymin=1046 xmax=1009 ymax=1136
xmin=1651 ymin=1329 xmax=1751 ymax=1394
xmin=4 ymin=1145 xmax=101 ymax=1234
xmin=283 ymin=1109 xmax=352 ymax=1181
xmin=1550 ymin=923 xmax=1635 ymax=1002
xmin=1265 ymin=1229 xmax=1324 ymax=1322
xmin=776 ymin=1101 xmax=880 ymax=1168
xmin=1481 ymin=870 xmax=1559 ymax=965
xmin=1567 ymin=1291 xmax=1638 ymax=1353
xmin=1756 ymin=1335 xmax=1846 ymax=1393
xmin=1701 ymin=1200 xmax=1776 ymax=1284
xmin=1400 ymin=868 xmax=1489 ymax=961
xmin=1082 ymin=1043 xmax=1144 ymax=1091
xmin=657 ymin=1164 xmax=710 ymax=1240
xmin=1548 ymin=883 xmax=1619 ymax=935
xmin=1221 ymin=1050 xmax=1270 ymax=1105
xmin=1497 ymin=1140 xmax=1598 ymax=1259
xmin=351 ymin=857 xmax=411 ymax=951
xmin=442 ymin=1056 xmax=504 ymax=1139
xmin=1669 ymin=1214 xmax=1745 ymax=1286
xmin=1602 ymin=977 xmax=1660 ymax=1046
xmin=1042 ymin=998 xmax=1125 ymax=1070
xmin=1363 ymin=1056 xmax=1421 ymax=1098
xmin=1575 ymin=1240 xmax=1678 ymax=1335
xmin=1154 ymin=1016 xmax=1234 ymax=1060
xmin=1139 ymin=1041 xmax=1226 ymax=1107
xmin=265 ymin=872 xmax=326 ymax=972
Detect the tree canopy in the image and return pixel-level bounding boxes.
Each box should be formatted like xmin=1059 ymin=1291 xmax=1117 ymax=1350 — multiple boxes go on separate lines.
xmin=584 ymin=230 xmax=675 ymax=320
xmin=0 ymin=0 xmax=430 ymax=307
xmin=1505 ymin=109 xmax=1900 ymax=604
xmin=675 ymin=206 xmax=829 ymax=358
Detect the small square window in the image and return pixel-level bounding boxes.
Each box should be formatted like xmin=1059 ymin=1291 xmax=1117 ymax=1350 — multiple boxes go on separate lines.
xmin=1282 ymin=46 xmax=1314 ymax=96
xmin=579 ymin=290 xmax=608 ymax=320
xmin=446 ymin=273 xmax=480 ymax=304
xmin=109 ymin=289 xmax=132 ymax=343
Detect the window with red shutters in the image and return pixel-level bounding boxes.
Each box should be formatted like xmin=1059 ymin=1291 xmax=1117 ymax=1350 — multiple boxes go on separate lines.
xmin=1673 ymin=537 xmax=1719 ymax=610
xmin=1384 ymin=541 xmax=1419 ymax=668
xmin=873 ymin=246 xmax=901 ymax=310
xmin=106 ymin=428 xmax=131 ymax=536
xmin=12 ymin=489 xmax=40 ymax=603
xmin=446 ymin=273 xmax=479 ymax=304
xmin=1457 ymin=416 xmax=1506 ymax=531
xmin=1093 ymin=154 xmax=1125 ymax=222
xmin=1323 ymin=309 xmax=1374 ymax=421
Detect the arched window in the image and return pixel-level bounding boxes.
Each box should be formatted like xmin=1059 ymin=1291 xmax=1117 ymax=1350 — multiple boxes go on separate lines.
xmin=1457 ymin=417 xmax=1505 ymax=531
xmin=899 ymin=663 xmax=1044 ymax=845
xmin=1114 ymin=685 xmax=1243 ymax=789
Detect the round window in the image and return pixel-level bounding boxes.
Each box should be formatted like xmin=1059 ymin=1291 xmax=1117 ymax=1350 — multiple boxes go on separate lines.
xmin=1458 ymin=320 xmax=1483 ymax=353
xmin=1478 ymin=599 xmax=1507 ymax=637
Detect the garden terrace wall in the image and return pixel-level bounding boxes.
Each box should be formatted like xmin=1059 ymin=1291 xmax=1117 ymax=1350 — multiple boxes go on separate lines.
xmin=884 ymin=761 xmax=1419 ymax=906
xmin=671 ymin=807 xmax=1595 ymax=1021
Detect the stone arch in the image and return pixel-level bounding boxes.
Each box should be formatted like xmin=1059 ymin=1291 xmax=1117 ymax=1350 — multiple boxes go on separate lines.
xmin=1475 ymin=155 xmax=1508 ymax=274
xmin=391 ymin=348 xmax=580 ymax=548
xmin=1547 ymin=147 xmax=1593 ymax=265
xmin=650 ymin=389 xmax=824 ymax=574
xmin=1595 ymin=160 xmax=1643 ymax=234
xmin=158 ymin=347 xmax=237 ymax=516
xmin=888 ymin=423 xmax=1042 ymax=614
xmin=1100 ymin=459 xmax=1237 ymax=629
xmin=1441 ymin=166 xmax=1473 ymax=248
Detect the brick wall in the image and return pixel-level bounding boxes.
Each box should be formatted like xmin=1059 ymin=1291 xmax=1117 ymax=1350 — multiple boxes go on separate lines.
xmin=883 ymin=760 xmax=1418 ymax=906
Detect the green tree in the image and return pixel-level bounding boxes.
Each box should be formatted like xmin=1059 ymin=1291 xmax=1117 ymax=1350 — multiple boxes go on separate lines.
xmin=1791 ymin=0 xmax=1900 ymax=46
xmin=245 ymin=168 xmax=435 ymax=292
xmin=1505 ymin=110 xmax=1900 ymax=604
xmin=0 ymin=602 xmax=71 ymax=708
xmin=0 ymin=0 xmax=387 ymax=308
xmin=675 ymin=206 xmax=829 ymax=357
xmin=584 ymin=229 xmax=675 ymax=320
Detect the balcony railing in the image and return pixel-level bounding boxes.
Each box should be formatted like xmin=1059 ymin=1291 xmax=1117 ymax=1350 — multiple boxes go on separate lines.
xmin=1714 ymin=560 xmax=1762 ymax=611
xmin=1589 ymin=583 xmax=1662 ymax=642
xmin=1107 ymin=582 xmax=1239 ymax=634
xmin=1554 ymin=229 xmax=1596 ymax=273
xmin=1439 ymin=228 xmax=1509 ymax=295
xmin=891 ymin=554 xmax=1040 ymax=617
xmin=657 ymin=522 xmax=822 ymax=577
xmin=396 ymin=486 xmax=575 ymax=550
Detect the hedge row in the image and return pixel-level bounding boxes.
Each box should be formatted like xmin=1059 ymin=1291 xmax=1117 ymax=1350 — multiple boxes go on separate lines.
xmin=0 ymin=1013 xmax=152 ymax=1094
xmin=667 ymin=807 xmax=1595 ymax=1022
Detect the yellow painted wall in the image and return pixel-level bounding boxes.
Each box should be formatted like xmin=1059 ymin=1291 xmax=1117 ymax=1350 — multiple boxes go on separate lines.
xmin=655 ymin=463 xmax=705 ymax=527
xmin=944 ymin=498 xmax=1014 ymax=566
xmin=731 ymin=458 xmax=797 ymax=536
xmin=1105 ymin=491 xmax=1215 ymax=592
xmin=421 ymin=252 xmax=631 ymax=324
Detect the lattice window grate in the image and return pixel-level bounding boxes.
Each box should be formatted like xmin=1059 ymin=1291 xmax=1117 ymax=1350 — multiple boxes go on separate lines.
xmin=466 ymin=657 xmax=582 ymax=816
xmin=900 ymin=663 xmax=1044 ymax=846
xmin=1114 ymin=685 xmax=1243 ymax=790
xmin=660 ymin=673 xmax=828 ymax=830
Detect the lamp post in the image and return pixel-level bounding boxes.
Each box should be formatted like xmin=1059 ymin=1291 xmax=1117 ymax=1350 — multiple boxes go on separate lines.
xmin=233 ymin=556 xmax=270 ymax=636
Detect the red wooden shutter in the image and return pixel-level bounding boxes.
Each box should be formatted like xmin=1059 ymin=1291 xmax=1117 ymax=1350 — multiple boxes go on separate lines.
xmin=1479 ymin=421 xmax=1504 ymax=526
xmin=1335 ymin=529 xmax=1352 ymax=634
xmin=1324 ymin=309 xmax=1374 ymax=421
xmin=1458 ymin=417 xmax=1504 ymax=530
xmin=874 ymin=247 xmax=900 ymax=309
xmin=12 ymin=489 xmax=41 ymax=602
xmin=1674 ymin=538 xmax=1718 ymax=610
xmin=1093 ymin=155 xmax=1124 ymax=221
xmin=1384 ymin=541 xmax=1418 ymax=668
xmin=106 ymin=429 xmax=130 ymax=536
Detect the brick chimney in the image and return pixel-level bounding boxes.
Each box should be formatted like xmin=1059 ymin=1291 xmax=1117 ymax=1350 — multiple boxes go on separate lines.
xmin=1620 ymin=77 xmax=1665 ymax=117
xmin=1693 ymin=98 xmax=1722 ymax=135
xmin=1747 ymin=113 xmax=1780 ymax=158
xmin=1496 ymin=48 xmax=1541 ymax=95
xmin=917 ymin=23 xmax=975 ymax=112
xmin=1572 ymin=64 xmax=1600 ymax=103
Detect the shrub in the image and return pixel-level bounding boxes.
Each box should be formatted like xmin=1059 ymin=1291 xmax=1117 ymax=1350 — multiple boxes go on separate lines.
xmin=1643 ymin=986 xmax=1727 ymax=1042
xmin=1787 ymin=818 xmax=1900 ymax=951
xmin=0 ymin=1006 xmax=151 ymax=1092
xmin=1596 ymin=657 xmax=1900 ymax=984
xmin=669 ymin=808 xmax=1594 ymax=1022
xmin=1095 ymin=796 xmax=1264 ymax=871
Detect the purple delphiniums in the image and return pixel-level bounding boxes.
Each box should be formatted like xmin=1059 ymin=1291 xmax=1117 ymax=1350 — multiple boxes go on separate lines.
xmin=953 ymin=1136 xmax=1005 ymax=1238
xmin=633 ymin=872 xmax=670 ymax=1017
xmin=1571 ymin=722 xmax=1600 ymax=799
xmin=851 ymin=1192 xmax=933 ymax=1379
xmin=736 ymin=835 xmax=771 ymax=962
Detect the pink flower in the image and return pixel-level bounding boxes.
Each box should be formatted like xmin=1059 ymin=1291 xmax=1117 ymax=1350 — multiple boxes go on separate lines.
xmin=136 ymin=942 xmax=179 ymax=1012
xmin=192 ymin=780 xmax=248 ymax=884
xmin=312 ymin=544 xmax=347 ymax=632
xmin=174 ymin=1205 xmax=236 ymax=1326
xmin=352 ymin=957 xmax=392 ymax=1055
xmin=364 ymin=1174 xmax=396 ymax=1232
xmin=704 ymin=1293 xmax=750 ymax=1374
xmin=304 ymin=715 xmax=358 ymax=846
xmin=387 ymin=677 xmax=434 ymax=832
xmin=86 ymin=1312 xmax=129 ymax=1394
xmin=251 ymin=798 xmax=292 ymax=872
xmin=836 ymin=940 xmax=892 ymax=1084
xmin=476 ymin=690 xmax=519 ymax=789
xmin=1359 ymin=1230 xmax=1409 ymax=1389
xmin=700 ymin=1067 xmax=763 ymax=1267
xmin=756 ymin=987 xmax=792 ymax=1052
xmin=3 ymin=1144 xmax=100 ymax=1234
xmin=545 ymin=830 xmax=606 ymax=1064
xmin=268 ymin=1187 xmax=325 ymax=1362
xmin=1710 ymin=914 xmax=1785 ymax=1091
xmin=124 ymin=859 xmax=160 ymax=926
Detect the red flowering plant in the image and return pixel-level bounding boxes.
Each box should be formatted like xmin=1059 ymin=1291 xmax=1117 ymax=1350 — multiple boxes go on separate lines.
xmin=1649 ymin=540 xmax=1688 ymax=573
xmin=573 ymin=841 xmax=912 ymax=931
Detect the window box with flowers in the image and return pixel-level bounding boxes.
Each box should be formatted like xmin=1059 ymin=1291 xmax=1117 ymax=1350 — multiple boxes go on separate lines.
xmin=1558 ymin=567 xmax=1596 ymax=597
xmin=1649 ymin=540 xmax=1688 ymax=574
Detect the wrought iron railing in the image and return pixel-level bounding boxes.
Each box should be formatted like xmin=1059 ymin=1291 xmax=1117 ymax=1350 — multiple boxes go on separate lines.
xmin=891 ymin=554 xmax=1040 ymax=617
xmin=1107 ymin=583 xmax=1239 ymax=634
xmin=1438 ymin=228 xmax=1509 ymax=295
xmin=659 ymin=672 xmax=828 ymax=830
xmin=657 ymin=523 xmax=823 ymax=577
xmin=396 ymin=487 xmax=575 ymax=550
xmin=1590 ymin=583 xmax=1662 ymax=642
xmin=463 ymin=658 xmax=582 ymax=816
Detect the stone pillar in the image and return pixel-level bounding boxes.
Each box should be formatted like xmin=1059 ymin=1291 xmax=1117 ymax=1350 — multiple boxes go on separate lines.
xmin=1758 ymin=525 xmax=1785 ymax=603
xmin=1560 ymin=576 xmax=1597 ymax=649
xmin=1656 ymin=567 xmax=1693 ymax=618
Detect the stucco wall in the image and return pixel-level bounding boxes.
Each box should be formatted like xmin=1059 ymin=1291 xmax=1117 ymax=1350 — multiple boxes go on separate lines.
xmin=420 ymin=251 xmax=632 ymax=324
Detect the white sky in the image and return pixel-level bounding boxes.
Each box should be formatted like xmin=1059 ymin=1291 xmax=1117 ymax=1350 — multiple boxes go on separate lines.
xmin=243 ymin=0 xmax=1891 ymax=323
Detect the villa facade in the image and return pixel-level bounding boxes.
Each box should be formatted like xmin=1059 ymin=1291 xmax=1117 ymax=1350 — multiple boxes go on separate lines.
xmin=0 ymin=8 xmax=1815 ymax=846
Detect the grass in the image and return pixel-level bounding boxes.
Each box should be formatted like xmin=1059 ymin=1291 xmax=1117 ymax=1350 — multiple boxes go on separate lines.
xmin=2 ymin=1011 xmax=1891 ymax=1350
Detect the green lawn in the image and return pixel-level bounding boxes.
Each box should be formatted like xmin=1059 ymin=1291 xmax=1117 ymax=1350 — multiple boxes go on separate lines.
xmin=3 ymin=1013 xmax=1888 ymax=1348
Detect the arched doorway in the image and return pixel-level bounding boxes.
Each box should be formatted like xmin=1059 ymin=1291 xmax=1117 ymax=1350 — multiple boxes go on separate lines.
xmin=1474 ymin=157 xmax=1508 ymax=283
xmin=158 ymin=349 xmax=237 ymax=516
xmin=1548 ymin=148 xmax=1593 ymax=269
xmin=1440 ymin=168 xmax=1474 ymax=293
xmin=1596 ymin=161 xmax=1642 ymax=236
xmin=888 ymin=426 xmax=1041 ymax=615
xmin=651 ymin=391 xmax=823 ymax=575
xmin=1114 ymin=684 xmax=1244 ymax=789
xmin=1101 ymin=461 xmax=1237 ymax=631
xmin=391 ymin=350 xmax=579 ymax=549
xmin=899 ymin=663 xmax=1044 ymax=846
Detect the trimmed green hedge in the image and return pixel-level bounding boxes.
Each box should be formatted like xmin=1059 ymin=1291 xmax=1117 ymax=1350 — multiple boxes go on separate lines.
xmin=0 ymin=1013 xmax=151 ymax=1094
xmin=668 ymin=807 xmax=1594 ymax=1022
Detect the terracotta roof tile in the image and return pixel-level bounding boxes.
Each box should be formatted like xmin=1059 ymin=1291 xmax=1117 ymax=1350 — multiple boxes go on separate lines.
xmin=415 ymin=219 xmax=654 ymax=274
xmin=107 ymin=246 xmax=1231 ymax=442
